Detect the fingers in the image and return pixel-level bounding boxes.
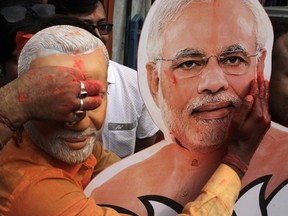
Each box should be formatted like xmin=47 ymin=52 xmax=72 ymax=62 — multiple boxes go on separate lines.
xmin=230 ymin=74 xmax=270 ymax=139
xmin=265 ymin=80 xmax=269 ymax=103
xmin=59 ymin=66 xmax=86 ymax=80
xmin=250 ymin=75 xmax=270 ymax=125
xmin=81 ymin=80 xmax=105 ymax=96
xmin=257 ymin=71 xmax=265 ymax=99
xmin=231 ymin=95 xmax=254 ymax=128
xmin=249 ymin=78 xmax=258 ymax=96
xmin=79 ymin=96 xmax=103 ymax=111
xmin=52 ymin=66 xmax=105 ymax=97
xmin=65 ymin=95 xmax=103 ymax=126
xmin=76 ymin=80 xmax=105 ymax=111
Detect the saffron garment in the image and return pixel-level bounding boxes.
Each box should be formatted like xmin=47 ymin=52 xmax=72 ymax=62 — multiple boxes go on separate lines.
xmin=0 ymin=132 xmax=240 ymax=216
xmin=0 ymin=132 xmax=122 ymax=215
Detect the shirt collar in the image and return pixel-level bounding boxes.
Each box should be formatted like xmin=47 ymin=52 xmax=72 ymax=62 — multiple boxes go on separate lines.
xmin=107 ymin=60 xmax=116 ymax=84
xmin=271 ymin=121 xmax=288 ymax=133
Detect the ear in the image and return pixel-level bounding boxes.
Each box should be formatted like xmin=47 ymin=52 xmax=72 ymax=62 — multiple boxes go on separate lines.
xmin=146 ymin=62 xmax=160 ymax=107
xmin=257 ymin=48 xmax=267 ymax=76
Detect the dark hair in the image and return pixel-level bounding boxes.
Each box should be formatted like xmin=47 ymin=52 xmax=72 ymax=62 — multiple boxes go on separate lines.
xmin=47 ymin=0 xmax=98 ymax=15
xmin=0 ymin=0 xmax=52 ymax=66
xmin=0 ymin=18 xmax=38 ymax=67
xmin=0 ymin=0 xmax=41 ymax=8
xmin=37 ymin=15 xmax=100 ymax=37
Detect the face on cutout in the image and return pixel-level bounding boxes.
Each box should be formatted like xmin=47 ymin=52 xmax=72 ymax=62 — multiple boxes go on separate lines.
xmin=269 ymin=33 xmax=288 ymax=127
xmin=74 ymin=2 xmax=110 ymax=45
xmin=147 ymin=0 xmax=266 ymax=152
xmin=25 ymin=48 xmax=108 ymax=164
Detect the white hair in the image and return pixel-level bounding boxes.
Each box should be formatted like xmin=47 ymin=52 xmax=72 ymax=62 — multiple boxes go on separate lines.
xmin=146 ymin=0 xmax=270 ymax=62
xmin=18 ymin=25 xmax=109 ymax=76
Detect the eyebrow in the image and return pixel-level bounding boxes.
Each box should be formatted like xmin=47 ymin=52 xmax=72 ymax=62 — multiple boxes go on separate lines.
xmin=170 ymin=48 xmax=204 ymax=60
xmin=221 ymin=44 xmax=249 ymax=55
xmin=162 ymin=44 xmax=250 ymax=62
xmin=180 ymin=44 xmax=248 ymax=57
xmin=83 ymin=18 xmax=107 ymax=24
xmin=97 ymin=18 xmax=107 ymax=23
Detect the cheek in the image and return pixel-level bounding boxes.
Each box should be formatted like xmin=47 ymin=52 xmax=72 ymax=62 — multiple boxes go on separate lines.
xmin=101 ymin=35 xmax=109 ymax=45
xmin=160 ymin=70 xmax=197 ymax=109
xmin=227 ymin=74 xmax=254 ymax=98
xmin=89 ymin=97 xmax=107 ymax=129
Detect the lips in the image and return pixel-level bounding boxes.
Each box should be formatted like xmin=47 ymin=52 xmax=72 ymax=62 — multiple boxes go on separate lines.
xmin=61 ymin=136 xmax=90 ymax=150
xmin=192 ymin=101 xmax=234 ymax=120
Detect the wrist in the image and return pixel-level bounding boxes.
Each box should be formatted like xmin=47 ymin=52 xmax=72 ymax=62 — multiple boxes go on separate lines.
xmin=222 ymin=153 xmax=248 ymax=178
xmin=0 ymin=113 xmax=18 ymax=132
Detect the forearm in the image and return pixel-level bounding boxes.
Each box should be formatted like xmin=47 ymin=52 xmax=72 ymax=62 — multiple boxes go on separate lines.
xmin=179 ymin=164 xmax=241 ymax=216
xmin=0 ymin=79 xmax=27 ymax=147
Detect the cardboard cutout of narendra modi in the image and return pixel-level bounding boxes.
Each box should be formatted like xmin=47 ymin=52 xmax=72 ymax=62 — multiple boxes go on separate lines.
xmin=85 ymin=0 xmax=288 ymax=215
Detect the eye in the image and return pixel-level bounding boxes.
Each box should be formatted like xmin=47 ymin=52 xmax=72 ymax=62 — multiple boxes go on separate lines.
xmin=97 ymin=25 xmax=107 ymax=30
xmin=220 ymin=55 xmax=248 ymax=66
xmin=172 ymin=58 xmax=204 ymax=70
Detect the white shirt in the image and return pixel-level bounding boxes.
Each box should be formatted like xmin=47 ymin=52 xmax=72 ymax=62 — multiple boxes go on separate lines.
xmin=271 ymin=121 xmax=288 ymax=133
xmin=102 ymin=61 xmax=159 ymax=158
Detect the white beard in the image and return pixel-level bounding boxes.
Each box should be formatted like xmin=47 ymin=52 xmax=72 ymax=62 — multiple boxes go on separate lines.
xmin=158 ymin=85 xmax=242 ymax=152
xmin=24 ymin=122 xmax=99 ymax=164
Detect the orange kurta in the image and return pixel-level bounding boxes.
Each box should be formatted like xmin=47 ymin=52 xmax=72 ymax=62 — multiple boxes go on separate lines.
xmin=0 ymin=132 xmax=122 ymax=215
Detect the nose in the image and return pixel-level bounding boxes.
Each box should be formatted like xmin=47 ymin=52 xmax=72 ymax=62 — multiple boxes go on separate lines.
xmin=94 ymin=28 xmax=103 ymax=40
xmin=197 ymin=57 xmax=228 ymax=94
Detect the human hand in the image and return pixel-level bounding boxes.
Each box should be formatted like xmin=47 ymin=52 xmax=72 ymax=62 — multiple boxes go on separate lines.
xmin=224 ymin=72 xmax=271 ymax=172
xmin=16 ymin=66 xmax=105 ymax=123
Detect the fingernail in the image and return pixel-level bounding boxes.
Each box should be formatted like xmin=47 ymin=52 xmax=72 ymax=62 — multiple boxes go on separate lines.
xmin=245 ymin=95 xmax=254 ymax=103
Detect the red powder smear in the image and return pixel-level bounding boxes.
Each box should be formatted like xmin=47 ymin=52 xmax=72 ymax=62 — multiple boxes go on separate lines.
xmin=59 ymin=66 xmax=66 ymax=72
xmin=73 ymin=50 xmax=81 ymax=55
xmin=36 ymin=81 xmax=42 ymax=86
xmin=44 ymin=75 xmax=53 ymax=81
xmin=80 ymin=73 xmax=86 ymax=80
xmin=164 ymin=69 xmax=177 ymax=85
xmin=74 ymin=59 xmax=84 ymax=70
xmin=19 ymin=95 xmax=26 ymax=102
xmin=87 ymin=80 xmax=104 ymax=93
xmin=171 ymin=74 xmax=177 ymax=85
xmin=53 ymin=87 xmax=60 ymax=92
xmin=219 ymin=179 xmax=226 ymax=185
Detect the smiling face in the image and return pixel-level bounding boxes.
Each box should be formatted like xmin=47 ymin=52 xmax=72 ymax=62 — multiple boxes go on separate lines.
xmin=25 ymin=48 xmax=108 ymax=164
xmin=147 ymin=0 xmax=265 ymax=152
